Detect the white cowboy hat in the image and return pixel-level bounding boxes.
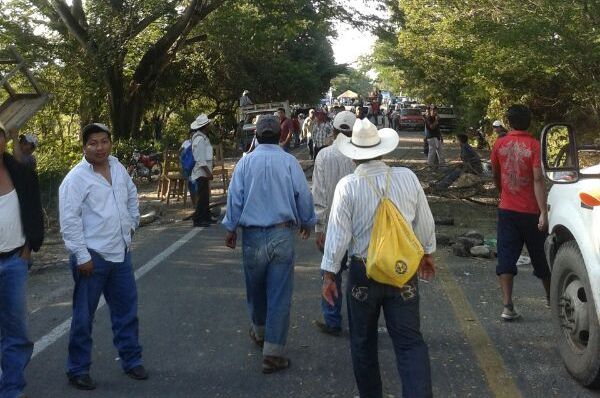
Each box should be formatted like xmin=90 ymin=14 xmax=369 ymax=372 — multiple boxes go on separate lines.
xmin=335 ymin=118 xmax=399 ymax=160
xmin=190 ymin=114 xmax=211 ymax=130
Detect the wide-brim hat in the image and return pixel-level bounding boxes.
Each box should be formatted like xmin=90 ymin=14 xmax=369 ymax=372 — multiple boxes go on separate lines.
xmin=191 ymin=114 xmax=211 ymax=130
xmin=335 ymin=118 xmax=399 ymax=160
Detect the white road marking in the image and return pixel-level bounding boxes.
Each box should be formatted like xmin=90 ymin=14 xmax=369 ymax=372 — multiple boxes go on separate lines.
xmin=30 ymin=227 xmax=202 ymax=359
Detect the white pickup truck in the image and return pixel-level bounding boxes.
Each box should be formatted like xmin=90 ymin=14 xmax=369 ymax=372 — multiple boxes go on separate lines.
xmin=541 ymin=123 xmax=600 ymax=388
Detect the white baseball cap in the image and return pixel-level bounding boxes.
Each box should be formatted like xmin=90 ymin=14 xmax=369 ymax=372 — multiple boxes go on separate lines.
xmin=333 ymin=110 xmax=357 ymax=132
xmin=20 ymin=134 xmax=38 ymax=147
xmin=492 ymin=120 xmax=503 ymax=127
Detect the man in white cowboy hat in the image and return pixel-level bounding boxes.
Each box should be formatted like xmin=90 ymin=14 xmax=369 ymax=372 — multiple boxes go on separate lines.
xmin=321 ymin=118 xmax=436 ymax=397
xmin=240 ymin=90 xmax=253 ymax=107
xmin=190 ymin=114 xmax=214 ymax=227
xmin=312 ymin=110 xmax=356 ymax=336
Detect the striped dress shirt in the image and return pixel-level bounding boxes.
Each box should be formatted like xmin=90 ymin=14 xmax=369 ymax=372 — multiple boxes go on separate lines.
xmin=312 ymin=144 xmax=355 ymax=233
xmin=321 ymin=160 xmax=436 ymax=274
xmin=312 ymin=121 xmax=333 ymax=148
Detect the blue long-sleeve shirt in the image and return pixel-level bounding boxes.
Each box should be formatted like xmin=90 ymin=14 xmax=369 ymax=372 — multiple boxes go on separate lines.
xmin=222 ymin=144 xmax=316 ymax=231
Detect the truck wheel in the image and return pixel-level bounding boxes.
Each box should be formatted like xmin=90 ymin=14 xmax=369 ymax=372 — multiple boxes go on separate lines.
xmin=551 ymin=241 xmax=600 ymax=388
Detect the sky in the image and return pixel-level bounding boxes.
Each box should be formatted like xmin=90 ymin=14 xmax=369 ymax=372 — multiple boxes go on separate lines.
xmin=331 ymin=0 xmax=380 ymax=66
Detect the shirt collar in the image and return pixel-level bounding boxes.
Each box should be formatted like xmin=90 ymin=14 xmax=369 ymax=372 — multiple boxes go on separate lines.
xmin=354 ymin=160 xmax=387 ymax=174
xmin=253 ymin=144 xmax=282 ymax=153
xmin=507 ymin=130 xmax=531 ymax=137
xmin=81 ymin=155 xmax=118 ymax=170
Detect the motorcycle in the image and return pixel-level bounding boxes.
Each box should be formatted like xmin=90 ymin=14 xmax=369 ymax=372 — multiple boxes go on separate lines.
xmin=127 ymin=149 xmax=163 ymax=182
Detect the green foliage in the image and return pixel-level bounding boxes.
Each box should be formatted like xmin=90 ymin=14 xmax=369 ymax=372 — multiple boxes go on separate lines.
xmin=331 ymin=68 xmax=374 ymax=98
xmin=372 ymin=0 xmax=600 ymax=137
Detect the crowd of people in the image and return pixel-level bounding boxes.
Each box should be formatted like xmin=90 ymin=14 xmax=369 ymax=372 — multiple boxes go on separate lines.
xmin=0 ymin=102 xmax=550 ymax=397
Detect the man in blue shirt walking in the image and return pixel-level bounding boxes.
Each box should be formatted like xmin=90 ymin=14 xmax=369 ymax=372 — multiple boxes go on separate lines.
xmin=223 ymin=115 xmax=316 ymax=374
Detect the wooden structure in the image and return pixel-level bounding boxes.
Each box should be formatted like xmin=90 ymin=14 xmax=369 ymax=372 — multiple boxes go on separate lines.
xmin=157 ymin=150 xmax=188 ymax=205
xmin=211 ymin=144 xmax=229 ymax=196
xmin=0 ymin=47 xmax=50 ymax=131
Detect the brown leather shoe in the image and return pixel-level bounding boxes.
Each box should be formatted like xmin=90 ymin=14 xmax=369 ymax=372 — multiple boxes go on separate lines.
xmin=262 ymin=356 xmax=290 ymax=374
xmin=126 ymin=365 xmax=149 ymax=380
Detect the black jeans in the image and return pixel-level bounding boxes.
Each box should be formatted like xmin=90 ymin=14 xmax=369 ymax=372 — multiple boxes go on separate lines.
xmin=347 ymin=259 xmax=432 ymax=398
xmin=193 ymin=177 xmax=210 ymax=224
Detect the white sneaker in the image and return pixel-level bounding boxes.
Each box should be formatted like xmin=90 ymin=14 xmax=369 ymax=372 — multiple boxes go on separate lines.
xmin=501 ymin=306 xmax=521 ymax=321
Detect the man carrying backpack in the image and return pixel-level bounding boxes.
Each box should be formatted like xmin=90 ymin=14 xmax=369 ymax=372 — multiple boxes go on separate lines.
xmin=321 ymin=118 xmax=436 ymax=398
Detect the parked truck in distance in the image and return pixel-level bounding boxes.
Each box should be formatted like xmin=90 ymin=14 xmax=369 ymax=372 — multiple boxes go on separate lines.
xmin=236 ymin=101 xmax=290 ymax=152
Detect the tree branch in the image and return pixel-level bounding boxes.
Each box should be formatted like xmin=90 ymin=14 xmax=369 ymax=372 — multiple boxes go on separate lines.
xmin=183 ymin=34 xmax=208 ymax=46
xmin=50 ymin=0 xmax=95 ymax=53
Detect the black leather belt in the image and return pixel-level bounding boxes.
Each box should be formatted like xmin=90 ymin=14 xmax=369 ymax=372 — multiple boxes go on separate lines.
xmin=0 ymin=247 xmax=22 ymax=260
xmin=244 ymin=222 xmax=293 ymax=230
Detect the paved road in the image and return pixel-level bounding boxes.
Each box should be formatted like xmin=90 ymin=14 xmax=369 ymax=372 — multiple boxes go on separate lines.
xmin=20 ymin=132 xmax=600 ymax=397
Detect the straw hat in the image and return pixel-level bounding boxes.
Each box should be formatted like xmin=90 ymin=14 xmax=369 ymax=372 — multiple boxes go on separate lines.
xmin=335 ymin=118 xmax=399 ymax=160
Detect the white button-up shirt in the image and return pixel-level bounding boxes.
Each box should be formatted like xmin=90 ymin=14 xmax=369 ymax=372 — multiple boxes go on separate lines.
xmin=312 ymin=145 xmax=355 ymax=233
xmin=321 ymin=160 xmax=436 ymax=274
xmin=59 ymin=155 xmax=140 ymax=264
xmin=191 ymin=131 xmax=213 ymax=180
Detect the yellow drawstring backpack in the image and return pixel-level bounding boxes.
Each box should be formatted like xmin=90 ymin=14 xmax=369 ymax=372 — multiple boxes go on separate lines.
xmin=361 ymin=171 xmax=424 ymax=288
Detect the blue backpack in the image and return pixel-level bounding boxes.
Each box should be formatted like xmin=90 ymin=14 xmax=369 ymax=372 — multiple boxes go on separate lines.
xmin=180 ymin=145 xmax=195 ymax=177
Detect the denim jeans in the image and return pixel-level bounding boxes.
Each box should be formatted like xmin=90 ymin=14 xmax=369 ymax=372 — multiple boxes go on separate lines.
xmin=0 ymin=253 xmax=32 ymax=398
xmin=67 ymin=250 xmax=142 ymax=376
xmin=242 ymin=226 xmax=295 ymax=357
xmin=347 ymin=259 xmax=432 ymax=398
xmin=320 ymin=254 xmax=348 ymax=329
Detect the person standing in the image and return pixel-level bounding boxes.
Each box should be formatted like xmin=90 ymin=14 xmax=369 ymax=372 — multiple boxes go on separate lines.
xmin=311 ymin=110 xmax=333 ymax=159
xmin=278 ymin=108 xmax=293 ymax=151
xmin=312 ymin=111 xmax=356 ymax=336
xmin=59 ymin=123 xmax=147 ymax=391
xmin=16 ymin=134 xmax=38 ymax=169
xmin=190 ymin=114 xmax=214 ymax=228
xmin=321 ymin=118 xmax=436 ymax=397
xmin=424 ymin=105 xmax=444 ymax=167
xmin=0 ymin=122 xmax=44 ymax=398
xmin=492 ymin=120 xmax=508 ymax=138
xmin=303 ymin=109 xmax=316 ymax=159
xmin=490 ymin=104 xmax=551 ymax=320
xmin=240 ymin=90 xmax=253 ymax=107
xmin=222 ymin=115 xmax=316 ymax=374
xmin=180 ymin=130 xmax=198 ymax=206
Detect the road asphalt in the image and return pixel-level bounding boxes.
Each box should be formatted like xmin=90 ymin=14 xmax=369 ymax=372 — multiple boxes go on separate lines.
xmin=19 ymin=131 xmax=600 ymax=397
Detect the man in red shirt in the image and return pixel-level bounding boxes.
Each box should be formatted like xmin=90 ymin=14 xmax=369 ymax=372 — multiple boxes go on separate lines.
xmin=278 ymin=108 xmax=293 ymax=151
xmin=490 ymin=104 xmax=550 ymax=321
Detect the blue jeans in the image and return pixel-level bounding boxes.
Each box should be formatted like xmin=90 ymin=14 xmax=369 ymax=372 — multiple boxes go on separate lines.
xmin=0 ymin=253 xmax=32 ymax=398
xmin=242 ymin=226 xmax=295 ymax=357
xmin=67 ymin=250 xmax=142 ymax=376
xmin=320 ymin=254 xmax=348 ymax=329
xmin=347 ymin=259 xmax=432 ymax=398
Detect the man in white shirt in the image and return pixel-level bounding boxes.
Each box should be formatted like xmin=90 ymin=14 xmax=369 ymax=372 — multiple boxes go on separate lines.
xmin=312 ymin=111 xmax=356 ymax=336
xmin=321 ymin=119 xmax=436 ymax=398
xmin=190 ymin=114 xmax=214 ymax=227
xmin=59 ymin=123 xmax=147 ymax=391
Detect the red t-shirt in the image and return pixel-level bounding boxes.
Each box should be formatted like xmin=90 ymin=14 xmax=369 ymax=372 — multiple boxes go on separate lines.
xmin=490 ymin=130 xmax=541 ymax=214
xmin=279 ymin=117 xmax=292 ymax=143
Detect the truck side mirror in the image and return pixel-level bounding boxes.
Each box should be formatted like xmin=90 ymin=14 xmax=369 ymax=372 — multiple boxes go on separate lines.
xmin=541 ymin=124 xmax=579 ymax=184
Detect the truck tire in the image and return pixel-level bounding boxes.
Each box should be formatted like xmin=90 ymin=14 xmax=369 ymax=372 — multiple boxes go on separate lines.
xmin=551 ymin=241 xmax=600 ymax=388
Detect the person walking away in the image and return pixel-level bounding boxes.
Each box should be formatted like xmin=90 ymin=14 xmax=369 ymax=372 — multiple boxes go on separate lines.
xmin=321 ymin=118 xmax=436 ymax=397
xmin=0 ymin=122 xmax=44 ymax=398
xmin=490 ymin=104 xmax=551 ymax=320
xmin=190 ymin=114 xmax=214 ymax=227
xmin=59 ymin=123 xmax=147 ymax=391
xmin=222 ymin=115 xmax=316 ymax=374
xmin=240 ymin=90 xmax=253 ymax=107
xmin=180 ymin=130 xmax=198 ymax=206
xmin=278 ymin=108 xmax=293 ymax=151
xmin=492 ymin=120 xmax=508 ymax=138
xmin=312 ymin=111 xmax=333 ymax=159
xmin=424 ymin=105 xmax=444 ymax=168
xmin=312 ymin=111 xmax=356 ymax=336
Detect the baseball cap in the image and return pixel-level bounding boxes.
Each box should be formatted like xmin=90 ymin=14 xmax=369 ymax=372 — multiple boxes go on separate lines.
xmin=492 ymin=120 xmax=503 ymax=127
xmin=81 ymin=123 xmax=111 ymax=143
xmin=19 ymin=134 xmax=38 ymax=147
xmin=333 ymin=110 xmax=357 ymax=132
xmin=256 ymin=115 xmax=280 ymax=137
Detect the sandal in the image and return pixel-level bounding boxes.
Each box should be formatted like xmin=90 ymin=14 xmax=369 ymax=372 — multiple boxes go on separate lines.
xmin=249 ymin=327 xmax=264 ymax=348
xmin=262 ymin=356 xmax=290 ymax=374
